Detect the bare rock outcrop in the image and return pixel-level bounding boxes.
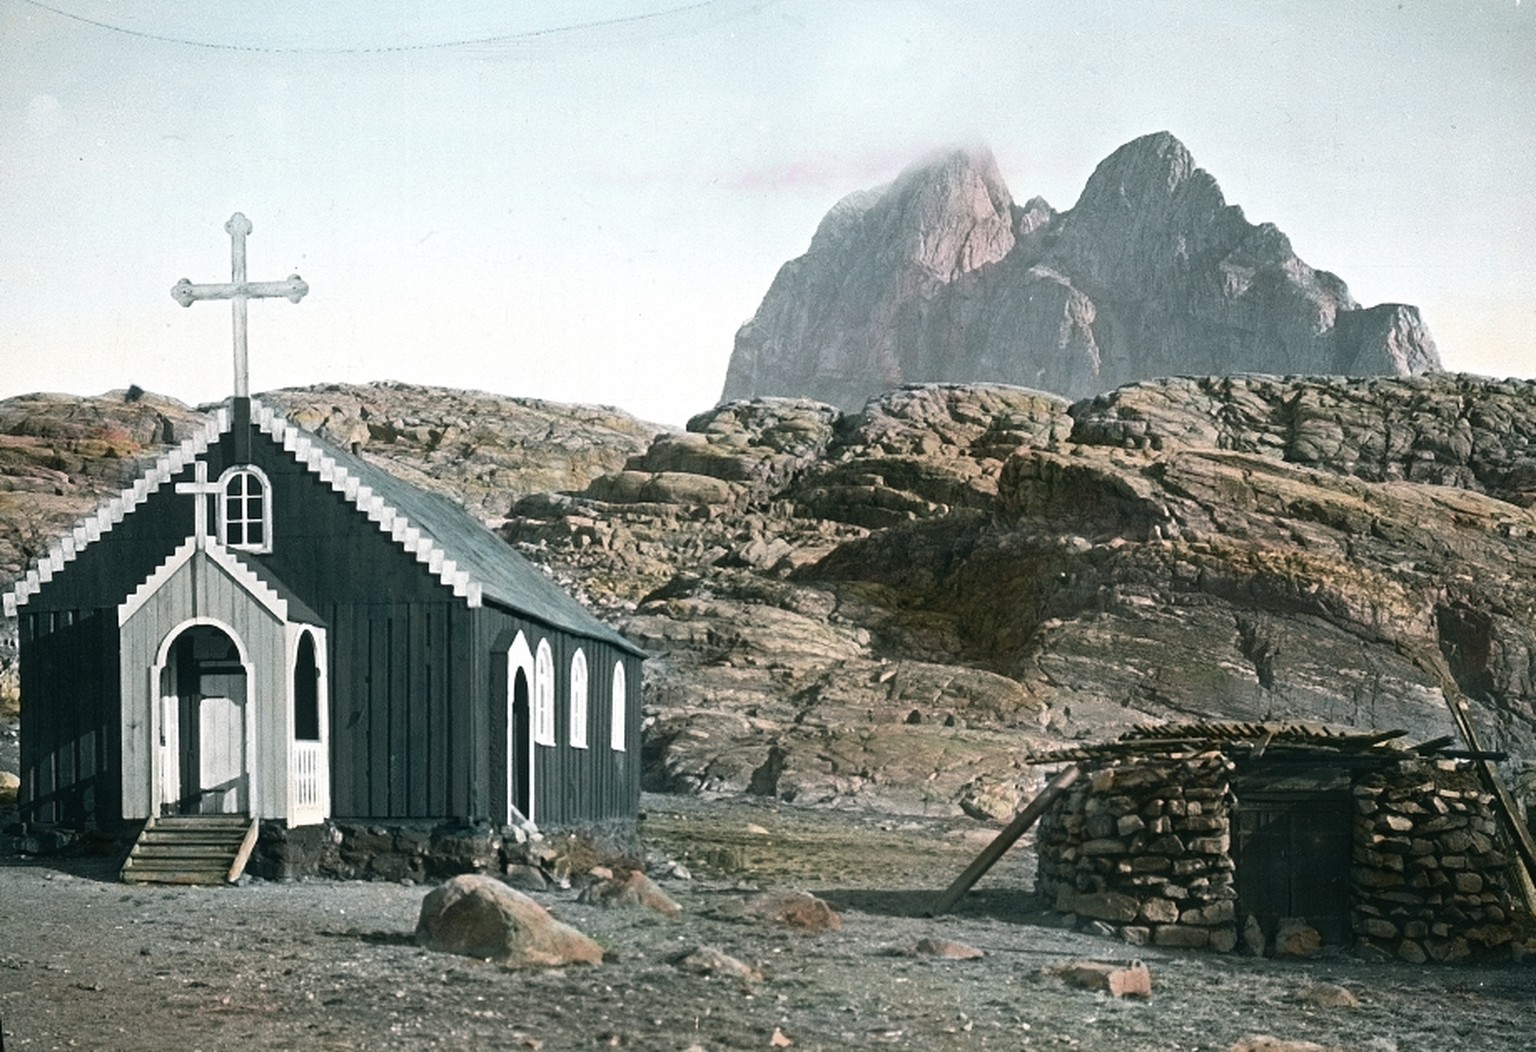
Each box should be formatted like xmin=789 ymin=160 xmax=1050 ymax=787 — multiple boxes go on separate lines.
xmin=721 ymin=132 xmax=1441 ymax=411
xmin=507 ymin=374 xmax=1536 ymax=815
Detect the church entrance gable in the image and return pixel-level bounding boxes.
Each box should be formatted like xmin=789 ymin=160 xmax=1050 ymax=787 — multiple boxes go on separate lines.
xmin=118 ymin=542 xmax=319 ymax=823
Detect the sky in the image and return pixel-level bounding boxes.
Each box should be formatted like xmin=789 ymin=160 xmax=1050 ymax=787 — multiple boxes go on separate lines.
xmin=2 ymin=0 xmax=1533 ymax=426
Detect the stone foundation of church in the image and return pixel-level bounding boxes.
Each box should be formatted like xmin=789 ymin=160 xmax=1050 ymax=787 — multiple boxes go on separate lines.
xmin=251 ymin=816 xmax=643 ymax=884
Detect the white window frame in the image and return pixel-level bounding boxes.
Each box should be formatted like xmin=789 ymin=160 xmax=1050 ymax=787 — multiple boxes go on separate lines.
xmin=610 ymin=660 xmax=627 ymax=752
xmin=217 ymin=465 xmax=273 ymax=553
xmin=568 ymin=649 xmax=589 ymax=749
xmin=533 ymin=638 xmax=555 ymax=746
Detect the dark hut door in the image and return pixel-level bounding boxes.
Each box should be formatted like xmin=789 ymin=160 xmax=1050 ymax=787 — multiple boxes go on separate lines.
xmin=1235 ymin=792 xmax=1353 ymax=944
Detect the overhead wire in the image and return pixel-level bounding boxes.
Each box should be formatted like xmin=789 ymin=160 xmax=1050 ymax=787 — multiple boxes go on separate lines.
xmin=12 ymin=0 xmax=739 ymax=55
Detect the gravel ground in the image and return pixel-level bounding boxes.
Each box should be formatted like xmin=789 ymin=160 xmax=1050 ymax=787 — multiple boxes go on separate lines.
xmin=1 ymin=793 xmax=1533 ymax=1051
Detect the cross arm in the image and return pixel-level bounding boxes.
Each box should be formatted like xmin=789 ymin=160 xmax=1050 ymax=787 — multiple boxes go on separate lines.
xmin=171 ymin=275 xmax=309 ymax=307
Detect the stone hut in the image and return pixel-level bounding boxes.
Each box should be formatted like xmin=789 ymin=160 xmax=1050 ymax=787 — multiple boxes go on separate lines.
xmin=1032 ymin=723 xmax=1531 ymax=963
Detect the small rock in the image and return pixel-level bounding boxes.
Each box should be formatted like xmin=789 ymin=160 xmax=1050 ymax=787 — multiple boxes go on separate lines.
xmin=503 ymin=863 xmax=550 ymax=892
xmin=673 ymin=945 xmax=763 ymax=983
xmin=1243 ymin=914 xmax=1267 ymax=956
xmin=1230 ymin=1036 xmax=1344 ymax=1052
xmin=770 ymin=1027 xmax=794 ymax=1048
xmin=1300 ymin=983 xmax=1360 ymax=1009
xmin=1274 ymin=918 xmax=1322 ymax=958
xmin=1054 ymin=960 xmax=1152 ymax=998
xmin=884 ymin=937 xmax=986 ymax=960
xmin=720 ymin=891 xmax=842 ymax=933
xmin=577 ymin=869 xmax=683 ymax=917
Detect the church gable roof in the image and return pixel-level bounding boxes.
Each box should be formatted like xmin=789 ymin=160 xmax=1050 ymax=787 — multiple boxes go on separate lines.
xmin=6 ymin=399 xmax=640 ymax=656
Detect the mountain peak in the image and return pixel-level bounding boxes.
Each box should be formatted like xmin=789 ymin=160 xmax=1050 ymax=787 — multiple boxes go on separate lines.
xmin=721 ymin=134 xmax=1441 ymax=410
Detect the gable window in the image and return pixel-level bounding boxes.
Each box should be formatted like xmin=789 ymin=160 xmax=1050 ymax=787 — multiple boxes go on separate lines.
xmin=534 ymin=639 xmax=555 ymax=746
xmin=610 ymin=661 xmax=627 ymax=752
xmin=218 ymin=466 xmax=272 ymax=553
xmin=569 ymin=649 xmax=589 ymax=749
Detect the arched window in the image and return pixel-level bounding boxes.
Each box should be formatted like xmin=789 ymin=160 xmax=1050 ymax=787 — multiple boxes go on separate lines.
xmin=610 ymin=661 xmax=627 ymax=753
xmin=218 ymin=466 xmax=272 ymax=552
xmin=533 ymin=638 xmax=555 ymax=746
xmin=568 ymin=649 xmax=589 ymax=749
xmin=293 ymin=631 xmax=321 ymax=741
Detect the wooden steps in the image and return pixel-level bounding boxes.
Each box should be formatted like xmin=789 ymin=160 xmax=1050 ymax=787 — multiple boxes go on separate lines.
xmin=121 ymin=815 xmax=259 ymax=885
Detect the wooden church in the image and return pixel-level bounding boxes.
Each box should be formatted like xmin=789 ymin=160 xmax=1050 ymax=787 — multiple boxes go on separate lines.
xmin=4 ymin=215 xmax=643 ymax=852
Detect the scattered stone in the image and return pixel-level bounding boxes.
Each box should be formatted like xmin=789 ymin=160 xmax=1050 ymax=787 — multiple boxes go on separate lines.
xmin=1053 ymin=960 xmax=1152 ymax=998
xmin=1243 ymin=914 xmax=1267 ymax=957
xmin=1230 ymin=1036 xmax=1344 ymax=1052
xmin=884 ymin=937 xmax=986 ymax=960
xmin=502 ymin=863 xmax=549 ymax=892
xmin=770 ymin=1027 xmax=794 ymax=1047
xmin=1273 ymin=919 xmax=1322 ymax=959
xmin=1300 ymin=983 xmax=1360 ymax=1009
xmin=577 ymin=869 xmax=683 ymax=917
xmin=718 ymin=891 xmax=842 ymax=933
xmin=415 ymin=874 xmax=603 ymax=968
xmin=673 ymin=945 xmax=763 ymax=984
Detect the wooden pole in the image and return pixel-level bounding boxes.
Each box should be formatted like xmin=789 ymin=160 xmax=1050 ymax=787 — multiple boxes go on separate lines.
xmin=1407 ymin=648 xmax=1536 ymax=917
xmin=929 ymin=764 xmax=1081 ymax=917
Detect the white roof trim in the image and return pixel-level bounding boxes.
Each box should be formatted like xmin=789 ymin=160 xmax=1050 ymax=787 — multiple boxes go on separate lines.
xmin=6 ymin=407 xmax=229 ymax=612
xmin=117 ymin=538 xmax=289 ymax=626
xmin=5 ymin=399 xmax=489 ymax=613
xmin=249 ymin=398 xmax=485 ymax=608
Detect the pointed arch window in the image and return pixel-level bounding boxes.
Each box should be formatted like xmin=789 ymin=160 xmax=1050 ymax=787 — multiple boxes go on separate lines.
xmin=534 ymin=638 xmax=555 ymax=746
xmin=569 ymin=649 xmax=589 ymax=749
xmin=610 ymin=661 xmax=627 ymax=753
xmin=218 ymin=465 xmax=272 ymax=553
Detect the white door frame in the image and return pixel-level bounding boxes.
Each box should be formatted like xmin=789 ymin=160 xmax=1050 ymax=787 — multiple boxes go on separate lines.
xmin=149 ymin=617 xmax=256 ymax=816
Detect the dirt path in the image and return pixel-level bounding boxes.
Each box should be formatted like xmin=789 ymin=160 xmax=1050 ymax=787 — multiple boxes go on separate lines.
xmin=2 ymin=793 xmax=1532 ymax=1051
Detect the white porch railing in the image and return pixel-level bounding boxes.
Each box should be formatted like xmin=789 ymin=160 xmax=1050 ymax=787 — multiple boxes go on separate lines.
xmin=291 ymin=740 xmax=328 ymax=826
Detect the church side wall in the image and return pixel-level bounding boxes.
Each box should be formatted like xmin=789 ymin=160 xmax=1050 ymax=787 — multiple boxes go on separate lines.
xmin=17 ymin=608 xmax=121 ymax=826
xmin=480 ymin=605 xmax=641 ymax=828
xmin=219 ymin=433 xmax=481 ymax=822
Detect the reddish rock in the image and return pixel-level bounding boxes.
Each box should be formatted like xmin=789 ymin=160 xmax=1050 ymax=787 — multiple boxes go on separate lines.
xmin=726 ymin=891 xmax=842 ymax=933
xmin=1055 ymin=960 xmax=1152 ymax=998
xmin=415 ymin=874 xmax=603 ymax=968
xmin=1273 ymin=918 xmax=1322 ymax=958
xmin=578 ymin=869 xmax=683 ymax=917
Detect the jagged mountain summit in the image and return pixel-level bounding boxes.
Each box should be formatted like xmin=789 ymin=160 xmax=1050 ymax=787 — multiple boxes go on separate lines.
xmin=721 ymin=132 xmax=1442 ymax=411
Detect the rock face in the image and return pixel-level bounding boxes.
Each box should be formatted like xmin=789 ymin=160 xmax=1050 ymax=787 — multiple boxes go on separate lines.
xmin=507 ymin=374 xmax=1536 ymax=815
xmin=8 ymin=375 xmax=1536 ymax=822
xmin=721 ymin=133 xmax=1441 ymax=411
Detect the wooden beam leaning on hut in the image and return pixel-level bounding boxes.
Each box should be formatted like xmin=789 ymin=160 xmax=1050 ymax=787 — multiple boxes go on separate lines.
xmin=1406 ymin=648 xmax=1536 ymax=918
xmin=929 ymin=764 xmax=1082 ymax=917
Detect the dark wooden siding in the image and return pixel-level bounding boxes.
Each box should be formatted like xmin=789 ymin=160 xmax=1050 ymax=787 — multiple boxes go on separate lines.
xmin=18 ymin=609 xmax=120 ymax=825
xmin=19 ymin=424 xmax=639 ymax=827
xmin=480 ymin=604 xmax=640 ymax=827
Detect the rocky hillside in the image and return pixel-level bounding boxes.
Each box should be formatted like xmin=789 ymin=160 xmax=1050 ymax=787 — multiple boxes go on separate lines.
xmin=510 ymin=374 xmax=1536 ymax=817
xmin=6 ymin=376 xmax=1536 ymax=820
xmin=721 ymin=132 xmax=1442 ymax=411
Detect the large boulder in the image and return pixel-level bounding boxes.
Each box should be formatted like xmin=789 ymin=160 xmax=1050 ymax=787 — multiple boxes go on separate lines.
xmin=415 ymin=874 xmax=603 ymax=968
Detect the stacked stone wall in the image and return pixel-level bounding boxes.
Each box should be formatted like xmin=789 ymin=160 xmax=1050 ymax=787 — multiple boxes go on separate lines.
xmin=1351 ymin=759 xmax=1524 ymax=962
xmin=1037 ymin=752 xmax=1530 ymax=963
xmin=1036 ymin=756 xmax=1239 ymax=951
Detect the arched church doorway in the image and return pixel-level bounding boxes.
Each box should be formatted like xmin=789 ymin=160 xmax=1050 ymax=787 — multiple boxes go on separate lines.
xmin=158 ymin=623 xmax=250 ymax=815
xmin=510 ymin=668 xmax=532 ymax=819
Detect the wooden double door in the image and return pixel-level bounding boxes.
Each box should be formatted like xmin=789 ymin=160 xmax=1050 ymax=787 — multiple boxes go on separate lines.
xmin=159 ymin=625 xmax=249 ymax=816
xmin=1234 ymin=790 xmax=1354 ymax=945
